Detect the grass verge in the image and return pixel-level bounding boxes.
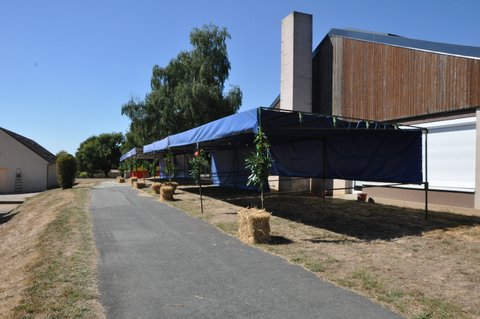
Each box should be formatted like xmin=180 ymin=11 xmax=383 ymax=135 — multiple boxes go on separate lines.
xmin=10 ymin=185 xmax=102 ymax=318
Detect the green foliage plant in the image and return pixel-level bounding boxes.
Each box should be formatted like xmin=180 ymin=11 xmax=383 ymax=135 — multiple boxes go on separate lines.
xmin=147 ymin=159 xmax=159 ymax=180
xmin=163 ymin=151 xmax=176 ymax=182
xmin=75 ymin=132 xmax=124 ymax=177
xmin=189 ymin=149 xmax=209 ymax=213
xmin=56 ymin=152 xmax=77 ymax=189
xmin=121 ymin=24 xmax=242 ymax=146
xmin=245 ymin=127 xmax=272 ymax=209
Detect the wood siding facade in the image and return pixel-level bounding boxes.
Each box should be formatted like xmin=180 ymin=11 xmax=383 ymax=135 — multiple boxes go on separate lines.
xmin=313 ymin=37 xmax=480 ymax=121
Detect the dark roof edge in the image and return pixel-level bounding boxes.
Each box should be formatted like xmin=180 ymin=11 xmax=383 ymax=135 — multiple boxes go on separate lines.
xmin=268 ymin=95 xmax=280 ymax=109
xmin=319 ymin=28 xmax=480 ymax=59
xmin=0 ymin=127 xmax=56 ymax=164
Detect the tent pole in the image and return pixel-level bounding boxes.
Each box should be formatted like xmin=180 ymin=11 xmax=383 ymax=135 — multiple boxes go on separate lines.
xmin=323 ymin=139 xmax=326 ymax=210
xmin=424 ymin=129 xmax=429 ymax=220
xmin=233 ymin=148 xmax=237 ymax=188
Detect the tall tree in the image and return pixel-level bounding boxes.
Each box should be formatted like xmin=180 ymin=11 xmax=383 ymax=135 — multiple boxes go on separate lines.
xmin=76 ymin=133 xmax=124 ymax=177
xmin=122 ymin=24 xmax=242 ymax=146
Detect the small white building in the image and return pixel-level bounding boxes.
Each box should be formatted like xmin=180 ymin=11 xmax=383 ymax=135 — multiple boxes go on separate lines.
xmin=0 ymin=127 xmax=57 ymax=193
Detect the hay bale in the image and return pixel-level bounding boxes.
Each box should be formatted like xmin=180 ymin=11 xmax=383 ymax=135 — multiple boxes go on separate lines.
xmin=238 ymin=208 xmax=271 ymax=244
xmin=135 ymin=182 xmax=146 ymax=189
xmin=118 ymin=177 xmax=125 ymax=183
xmin=130 ymin=177 xmax=138 ymax=185
xmin=152 ymin=183 xmax=162 ymax=194
xmin=163 ymin=181 xmax=178 ymax=192
xmin=161 ymin=185 xmax=174 ymax=201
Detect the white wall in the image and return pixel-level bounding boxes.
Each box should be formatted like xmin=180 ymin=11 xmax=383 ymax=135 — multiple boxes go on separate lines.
xmin=420 ymin=117 xmax=476 ymax=191
xmin=47 ymin=164 xmax=58 ymax=189
xmin=0 ymin=129 xmax=50 ymax=193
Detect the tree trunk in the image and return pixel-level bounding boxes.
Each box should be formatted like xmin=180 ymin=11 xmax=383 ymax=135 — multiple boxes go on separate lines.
xmin=260 ymin=189 xmax=264 ymax=209
xmin=199 ymin=181 xmax=204 ymax=214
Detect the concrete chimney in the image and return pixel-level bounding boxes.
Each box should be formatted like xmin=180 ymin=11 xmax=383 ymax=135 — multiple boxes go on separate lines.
xmin=280 ymin=11 xmax=313 ymax=112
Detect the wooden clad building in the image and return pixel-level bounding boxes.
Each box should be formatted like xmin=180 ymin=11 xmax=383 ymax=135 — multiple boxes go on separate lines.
xmin=273 ymin=16 xmax=480 ymax=209
xmin=312 ymin=29 xmax=480 ymax=121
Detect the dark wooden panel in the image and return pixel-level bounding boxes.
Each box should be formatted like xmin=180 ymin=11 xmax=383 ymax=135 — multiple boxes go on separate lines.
xmin=336 ymin=38 xmax=480 ymax=121
xmin=312 ymin=38 xmax=333 ymax=114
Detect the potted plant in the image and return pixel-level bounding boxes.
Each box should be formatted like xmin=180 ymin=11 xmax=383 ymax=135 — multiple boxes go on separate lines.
xmin=163 ymin=151 xmax=178 ymax=191
xmin=189 ymin=149 xmax=209 ymax=213
xmin=240 ymin=127 xmax=273 ymax=244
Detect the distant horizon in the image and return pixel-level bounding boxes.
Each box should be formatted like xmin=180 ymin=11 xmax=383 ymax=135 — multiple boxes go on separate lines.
xmin=2 ymin=0 xmax=479 ymax=155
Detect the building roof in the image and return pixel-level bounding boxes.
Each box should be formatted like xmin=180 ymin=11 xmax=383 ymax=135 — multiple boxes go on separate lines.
xmin=318 ymin=28 xmax=480 ymax=60
xmin=0 ymin=127 xmax=56 ymax=164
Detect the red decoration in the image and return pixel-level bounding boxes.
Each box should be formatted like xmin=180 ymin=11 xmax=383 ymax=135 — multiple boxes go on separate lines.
xmin=194 ymin=151 xmax=199 ymax=157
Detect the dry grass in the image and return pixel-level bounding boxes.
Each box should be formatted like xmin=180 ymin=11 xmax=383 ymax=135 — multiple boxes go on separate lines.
xmin=157 ymin=185 xmax=480 ymax=319
xmin=0 ymin=179 xmax=104 ymax=319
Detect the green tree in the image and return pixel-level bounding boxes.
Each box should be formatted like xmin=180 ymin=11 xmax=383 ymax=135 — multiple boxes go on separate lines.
xmin=163 ymin=151 xmax=175 ymax=182
xmin=76 ymin=133 xmax=125 ymax=177
xmin=245 ymin=127 xmax=272 ymax=209
xmin=121 ymin=24 xmax=242 ymax=147
xmin=189 ymin=149 xmax=209 ymax=214
xmin=56 ymin=151 xmax=77 ymax=189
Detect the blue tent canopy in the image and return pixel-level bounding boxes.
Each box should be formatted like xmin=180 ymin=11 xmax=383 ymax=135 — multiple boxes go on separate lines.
xmin=143 ymin=108 xmax=423 ymax=185
xmin=119 ymin=147 xmax=139 ymax=162
xmin=120 ymin=147 xmax=155 ymax=162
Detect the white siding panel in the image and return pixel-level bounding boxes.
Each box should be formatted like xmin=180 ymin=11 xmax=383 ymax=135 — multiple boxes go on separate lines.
xmin=423 ymin=118 xmax=476 ymax=191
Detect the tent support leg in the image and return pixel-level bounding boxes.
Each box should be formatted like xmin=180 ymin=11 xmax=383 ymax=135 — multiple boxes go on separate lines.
xmin=322 ymin=139 xmax=326 ymax=210
xmin=424 ymin=182 xmax=429 ymax=220
xmin=424 ymin=128 xmax=429 ymax=220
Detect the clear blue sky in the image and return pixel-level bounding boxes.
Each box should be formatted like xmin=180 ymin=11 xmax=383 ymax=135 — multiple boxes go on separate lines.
xmin=1 ymin=0 xmax=479 ymax=155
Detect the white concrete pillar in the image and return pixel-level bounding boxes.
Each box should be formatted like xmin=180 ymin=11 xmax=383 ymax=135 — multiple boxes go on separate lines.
xmin=281 ymin=11 xmax=312 ymax=112
xmin=276 ymin=12 xmax=313 ymax=193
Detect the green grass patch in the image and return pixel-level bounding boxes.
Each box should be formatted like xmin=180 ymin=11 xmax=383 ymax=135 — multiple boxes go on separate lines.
xmin=13 ymin=188 xmax=100 ymax=319
xmin=290 ymin=252 xmax=337 ymax=273
xmin=216 ymin=222 xmax=238 ymax=235
xmin=414 ymin=297 xmax=468 ymax=319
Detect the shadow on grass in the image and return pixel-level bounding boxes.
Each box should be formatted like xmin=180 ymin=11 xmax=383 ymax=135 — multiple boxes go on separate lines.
xmin=0 ymin=210 xmax=18 ymax=225
xmin=180 ymin=185 xmax=480 ymax=241
xmin=270 ymin=235 xmax=294 ymax=245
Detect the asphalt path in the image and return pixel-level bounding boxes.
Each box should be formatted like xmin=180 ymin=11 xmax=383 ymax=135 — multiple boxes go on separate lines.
xmin=90 ymin=182 xmax=402 ymax=319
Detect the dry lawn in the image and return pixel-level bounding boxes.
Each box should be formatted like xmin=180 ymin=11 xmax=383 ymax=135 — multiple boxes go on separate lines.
xmin=146 ymin=184 xmax=480 ymax=319
xmin=0 ymin=179 xmax=104 ymax=319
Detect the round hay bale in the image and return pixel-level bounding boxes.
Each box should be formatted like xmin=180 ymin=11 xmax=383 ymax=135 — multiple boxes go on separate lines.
xmin=161 ymin=185 xmax=174 ymax=201
xmin=238 ymin=208 xmax=271 ymax=244
xmin=152 ymin=183 xmax=162 ymax=194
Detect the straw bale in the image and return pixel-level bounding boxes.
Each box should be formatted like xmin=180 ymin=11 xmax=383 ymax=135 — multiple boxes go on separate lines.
xmin=238 ymin=208 xmax=271 ymax=244
xmin=118 ymin=177 xmax=125 ymax=183
xmin=161 ymin=186 xmax=174 ymax=201
xmin=163 ymin=181 xmax=178 ymax=192
xmin=135 ymin=182 xmax=146 ymax=189
xmin=152 ymin=183 xmax=162 ymax=194
xmin=130 ymin=177 xmax=138 ymax=185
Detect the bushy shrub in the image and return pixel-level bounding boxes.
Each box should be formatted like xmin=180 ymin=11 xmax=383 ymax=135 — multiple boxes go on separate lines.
xmin=78 ymin=171 xmax=89 ymax=178
xmin=56 ymin=152 xmax=77 ymax=189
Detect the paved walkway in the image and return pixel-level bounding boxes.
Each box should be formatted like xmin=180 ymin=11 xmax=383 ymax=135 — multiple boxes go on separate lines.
xmin=90 ymin=183 xmax=402 ymax=319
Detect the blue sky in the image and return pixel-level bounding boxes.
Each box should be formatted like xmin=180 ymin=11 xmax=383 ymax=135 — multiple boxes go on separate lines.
xmin=1 ymin=0 xmax=479 ymax=155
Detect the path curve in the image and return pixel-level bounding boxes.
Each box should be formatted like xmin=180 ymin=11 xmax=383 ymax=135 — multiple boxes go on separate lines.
xmin=90 ymin=182 xmax=402 ymax=319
